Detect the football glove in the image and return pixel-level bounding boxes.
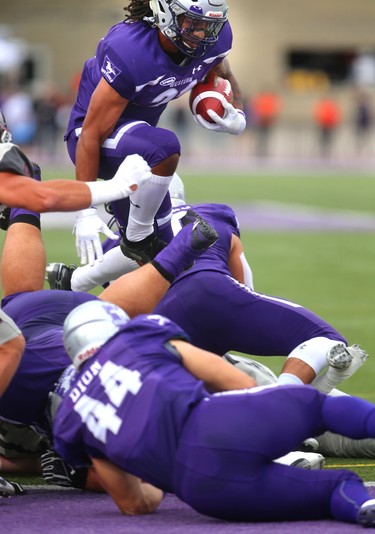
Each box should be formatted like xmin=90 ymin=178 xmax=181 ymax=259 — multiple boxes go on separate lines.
xmin=111 ymin=154 xmax=152 ymax=197
xmin=87 ymin=154 xmax=152 ymax=206
xmin=41 ymin=449 xmax=88 ymax=489
xmin=193 ymin=99 xmax=246 ymax=135
xmin=73 ymin=208 xmax=118 ymax=266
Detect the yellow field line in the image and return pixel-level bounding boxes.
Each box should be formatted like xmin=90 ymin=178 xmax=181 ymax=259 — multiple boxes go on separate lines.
xmin=329 ymin=463 xmax=375 ymax=468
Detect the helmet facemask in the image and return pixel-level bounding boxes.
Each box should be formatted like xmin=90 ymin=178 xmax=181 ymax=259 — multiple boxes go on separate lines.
xmin=148 ymin=0 xmax=228 ymax=58
xmin=0 ymin=110 xmax=12 ymax=143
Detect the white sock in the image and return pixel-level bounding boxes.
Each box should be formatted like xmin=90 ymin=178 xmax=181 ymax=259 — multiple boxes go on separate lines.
xmin=126 ymin=173 xmax=173 ymax=242
xmin=71 ymin=246 xmax=138 ymax=292
xmin=277 ymin=373 xmax=304 ymax=386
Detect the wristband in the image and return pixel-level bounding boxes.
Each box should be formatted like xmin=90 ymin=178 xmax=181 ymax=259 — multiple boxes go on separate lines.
xmin=87 ymin=180 xmax=120 ymax=206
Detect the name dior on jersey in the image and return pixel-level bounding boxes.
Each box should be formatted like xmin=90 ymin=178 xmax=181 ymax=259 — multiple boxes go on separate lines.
xmin=69 ymin=361 xmax=102 ymax=403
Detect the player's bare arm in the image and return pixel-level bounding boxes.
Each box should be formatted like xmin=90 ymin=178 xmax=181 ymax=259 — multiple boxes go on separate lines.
xmin=227 ymin=234 xmax=246 ymax=283
xmin=0 ymin=336 xmax=25 ymax=397
xmin=208 ymin=58 xmax=243 ymax=110
xmin=170 ymin=339 xmax=257 ymax=391
xmin=76 ymin=79 xmax=130 ymax=182
xmin=90 ymin=457 xmax=163 ymax=515
xmin=0 ymin=172 xmax=92 ymax=211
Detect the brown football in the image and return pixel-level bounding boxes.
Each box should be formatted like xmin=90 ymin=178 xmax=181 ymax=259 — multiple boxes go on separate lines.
xmin=189 ymin=76 xmax=233 ymax=123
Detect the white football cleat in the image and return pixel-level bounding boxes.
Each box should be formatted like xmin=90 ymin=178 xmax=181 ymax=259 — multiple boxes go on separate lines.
xmin=274 ymin=451 xmax=325 ymax=470
xmin=357 ymin=499 xmax=375 ymax=527
xmin=327 ymin=343 xmax=353 ymax=370
xmin=327 ymin=343 xmax=368 ymax=378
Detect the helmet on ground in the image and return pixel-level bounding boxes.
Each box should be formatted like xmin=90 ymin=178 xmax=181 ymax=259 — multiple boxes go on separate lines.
xmin=223 ymin=354 xmax=278 ymax=386
xmin=0 ymin=110 xmax=12 ymax=143
xmin=148 ymin=0 xmax=228 ymax=57
xmin=63 ymin=300 xmax=130 ymax=370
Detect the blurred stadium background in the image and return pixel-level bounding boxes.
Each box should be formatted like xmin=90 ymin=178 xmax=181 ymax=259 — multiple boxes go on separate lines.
xmin=0 ymin=2 xmax=374 ymax=403
xmin=2 ymin=0 xmax=375 ymax=167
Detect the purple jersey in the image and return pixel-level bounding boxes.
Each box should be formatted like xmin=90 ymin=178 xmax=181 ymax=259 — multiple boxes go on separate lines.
xmin=53 ymin=318 xmax=375 ymax=523
xmin=53 ymin=314 xmax=208 ymax=492
xmin=154 ymin=203 xmax=347 ymax=356
xmin=0 ymin=290 xmax=97 ymax=433
xmin=66 ymin=20 xmax=232 ymax=136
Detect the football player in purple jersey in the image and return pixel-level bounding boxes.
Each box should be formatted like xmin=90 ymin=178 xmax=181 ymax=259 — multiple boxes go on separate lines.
xmin=52 ymin=299 xmax=375 ymax=526
xmin=153 ymin=200 xmax=368 ymax=391
xmin=65 ymin=0 xmax=246 ymax=266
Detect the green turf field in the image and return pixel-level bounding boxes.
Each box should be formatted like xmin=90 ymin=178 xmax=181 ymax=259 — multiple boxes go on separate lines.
xmin=2 ymin=167 xmax=375 ymax=483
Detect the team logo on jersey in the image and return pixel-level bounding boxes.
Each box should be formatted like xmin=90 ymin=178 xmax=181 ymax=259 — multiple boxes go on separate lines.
xmin=160 ymin=76 xmax=194 ymax=88
xmin=160 ymin=77 xmax=177 ymax=86
xmin=101 ymin=56 xmax=121 ymax=83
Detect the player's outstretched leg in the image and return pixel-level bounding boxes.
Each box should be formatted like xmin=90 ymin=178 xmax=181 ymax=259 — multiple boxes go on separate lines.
xmin=151 ymin=217 xmax=218 ymax=282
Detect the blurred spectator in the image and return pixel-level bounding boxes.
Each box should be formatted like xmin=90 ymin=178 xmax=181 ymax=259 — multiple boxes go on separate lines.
xmin=33 ymin=85 xmax=61 ymax=161
xmin=313 ymin=96 xmax=342 ymax=158
xmin=170 ymin=100 xmax=191 ymax=156
xmin=351 ymin=50 xmax=375 ymax=88
xmin=251 ymin=90 xmax=281 ymax=158
xmin=2 ymin=87 xmax=36 ymax=148
xmin=352 ymin=89 xmax=373 ymax=155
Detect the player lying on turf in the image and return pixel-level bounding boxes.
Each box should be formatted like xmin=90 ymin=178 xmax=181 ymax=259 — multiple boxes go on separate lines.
xmin=51 ymin=298 xmax=375 ymax=526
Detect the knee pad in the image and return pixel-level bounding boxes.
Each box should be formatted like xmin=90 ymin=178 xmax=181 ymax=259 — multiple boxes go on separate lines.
xmin=287 ymin=337 xmax=342 ymax=375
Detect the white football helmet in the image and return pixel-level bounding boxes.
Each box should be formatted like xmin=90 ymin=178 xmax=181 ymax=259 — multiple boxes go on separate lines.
xmin=169 ymin=172 xmax=186 ymax=207
xmin=63 ymin=300 xmax=130 ymax=370
xmin=223 ymin=354 xmax=278 ymax=386
xmin=147 ymin=0 xmax=228 ymax=57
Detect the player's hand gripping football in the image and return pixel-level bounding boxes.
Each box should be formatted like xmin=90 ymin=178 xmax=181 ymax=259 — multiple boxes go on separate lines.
xmin=194 ymin=99 xmax=246 ymax=135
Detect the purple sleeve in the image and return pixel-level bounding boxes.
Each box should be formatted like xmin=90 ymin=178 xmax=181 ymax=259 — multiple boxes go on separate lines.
xmin=96 ymin=36 xmax=136 ymax=100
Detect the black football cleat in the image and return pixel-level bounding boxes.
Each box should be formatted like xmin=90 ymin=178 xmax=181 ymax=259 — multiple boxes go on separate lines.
xmin=190 ymin=217 xmax=218 ymax=251
xmin=0 ymin=207 xmax=10 ymax=231
xmin=45 ymin=263 xmax=76 ymax=291
xmin=151 ymin=216 xmax=218 ymax=282
xmin=120 ymin=232 xmax=167 ymax=265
